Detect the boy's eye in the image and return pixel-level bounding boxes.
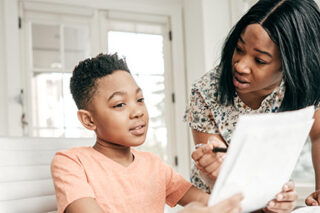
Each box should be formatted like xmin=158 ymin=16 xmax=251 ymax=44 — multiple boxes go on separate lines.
xmin=113 ymin=103 xmax=125 ymax=108
xmin=138 ymin=98 xmax=144 ymax=103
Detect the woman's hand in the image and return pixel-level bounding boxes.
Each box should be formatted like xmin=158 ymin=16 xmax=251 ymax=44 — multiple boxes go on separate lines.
xmin=305 ymin=190 xmax=320 ymax=206
xmin=191 ymin=137 xmax=227 ymax=182
xmin=263 ymin=181 xmax=297 ymax=213
xmin=178 ymin=193 xmax=243 ymax=213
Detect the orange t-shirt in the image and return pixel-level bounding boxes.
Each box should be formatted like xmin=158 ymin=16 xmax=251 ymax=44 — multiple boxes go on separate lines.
xmin=51 ymin=147 xmax=192 ymax=213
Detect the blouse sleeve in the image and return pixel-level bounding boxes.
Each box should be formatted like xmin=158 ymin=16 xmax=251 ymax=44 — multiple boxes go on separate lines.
xmin=185 ymin=87 xmax=219 ymax=134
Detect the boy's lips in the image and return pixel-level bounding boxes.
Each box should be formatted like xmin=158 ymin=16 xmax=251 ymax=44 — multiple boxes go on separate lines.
xmin=129 ymin=124 xmax=146 ymax=136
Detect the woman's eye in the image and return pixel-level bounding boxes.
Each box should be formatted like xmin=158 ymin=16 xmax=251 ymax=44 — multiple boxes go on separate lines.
xmin=235 ymin=46 xmax=243 ymax=53
xmin=138 ymin=98 xmax=144 ymax=103
xmin=113 ymin=103 xmax=125 ymax=108
xmin=255 ymin=58 xmax=267 ymax=64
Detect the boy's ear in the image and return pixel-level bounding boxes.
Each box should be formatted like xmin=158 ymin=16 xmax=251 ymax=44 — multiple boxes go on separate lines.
xmin=77 ymin=109 xmax=96 ymax=130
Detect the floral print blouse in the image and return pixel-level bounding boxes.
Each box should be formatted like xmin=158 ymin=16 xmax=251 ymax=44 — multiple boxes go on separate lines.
xmin=185 ymin=68 xmax=286 ymax=192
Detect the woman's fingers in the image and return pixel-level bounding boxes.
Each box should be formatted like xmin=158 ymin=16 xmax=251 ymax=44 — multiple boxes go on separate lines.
xmin=275 ymin=191 xmax=298 ymax=202
xmin=202 ymin=159 xmax=221 ymax=173
xmin=194 ymin=150 xmax=223 ymax=177
xmin=198 ymin=152 xmax=218 ymax=167
xmin=208 ymin=136 xmax=226 ymax=146
xmin=282 ymin=181 xmax=294 ymax=192
xmin=305 ymin=190 xmax=320 ymax=206
xmin=192 ymin=138 xmax=227 ymax=178
xmin=192 ymin=143 xmax=213 ymax=161
xmin=265 ymin=181 xmax=298 ymax=212
xmin=267 ymin=200 xmax=296 ymax=212
xmin=208 ymin=136 xmax=227 ymax=162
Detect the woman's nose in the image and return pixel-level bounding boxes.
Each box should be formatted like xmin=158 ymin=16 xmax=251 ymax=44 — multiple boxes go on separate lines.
xmin=234 ymin=58 xmax=251 ymax=74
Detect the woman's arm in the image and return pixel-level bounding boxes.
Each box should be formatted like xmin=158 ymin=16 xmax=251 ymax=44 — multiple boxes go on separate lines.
xmin=192 ymin=129 xmax=226 ymax=146
xmin=191 ymin=130 xmax=227 ymax=183
xmin=306 ymin=109 xmax=320 ymax=205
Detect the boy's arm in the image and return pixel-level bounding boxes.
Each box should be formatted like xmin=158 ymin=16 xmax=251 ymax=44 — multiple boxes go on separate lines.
xmin=178 ymin=193 xmax=243 ymax=213
xmin=65 ymin=197 xmax=103 ymax=213
xmin=177 ymin=185 xmax=209 ymax=206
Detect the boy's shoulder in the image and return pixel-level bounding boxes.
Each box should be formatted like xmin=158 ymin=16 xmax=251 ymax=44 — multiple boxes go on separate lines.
xmin=53 ymin=146 xmax=92 ymax=161
xmin=57 ymin=146 xmax=91 ymax=154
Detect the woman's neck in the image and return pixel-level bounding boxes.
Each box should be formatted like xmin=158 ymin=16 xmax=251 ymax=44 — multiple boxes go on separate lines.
xmin=238 ymin=93 xmax=266 ymax=110
xmin=93 ymin=137 xmax=134 ymax=167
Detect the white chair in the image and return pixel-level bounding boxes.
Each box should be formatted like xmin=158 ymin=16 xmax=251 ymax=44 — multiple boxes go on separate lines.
xmin=0 ymin=137 xmax=93 ymax=213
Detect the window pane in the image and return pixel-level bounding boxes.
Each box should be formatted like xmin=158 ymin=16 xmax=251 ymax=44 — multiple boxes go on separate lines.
xmin=135 ymin=75 xmax=167 ymax=158
xmin=32 ymin=24 xmax=61 ymax=69
xmin=108 ymin=31 xmax=169 ymax=162
xmin=108 ymin=31 xmax=164 ymax=75
xmin=64 ymin=26 xmax=90 ymax=70
xmin=31 ymin=73 xmax=93 ymax=137
xmin=291 ymin=139 xmax=314 ymax=182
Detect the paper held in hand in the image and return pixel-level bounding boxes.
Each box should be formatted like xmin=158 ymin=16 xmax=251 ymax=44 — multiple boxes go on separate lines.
xmin=208 ymin=106 xmax=315 ymax=213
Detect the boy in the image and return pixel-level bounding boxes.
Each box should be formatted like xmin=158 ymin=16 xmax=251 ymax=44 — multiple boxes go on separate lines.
xmin=51 ymin=53 xmax=242 ymax=213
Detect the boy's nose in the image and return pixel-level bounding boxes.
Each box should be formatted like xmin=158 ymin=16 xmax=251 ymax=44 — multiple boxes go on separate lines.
xmin=130 ymin=109 xmax=144 ymax=119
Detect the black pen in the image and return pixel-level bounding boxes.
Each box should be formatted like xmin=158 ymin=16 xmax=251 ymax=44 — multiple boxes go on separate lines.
xmin=212 ymin=147 xmax=227 ymax=153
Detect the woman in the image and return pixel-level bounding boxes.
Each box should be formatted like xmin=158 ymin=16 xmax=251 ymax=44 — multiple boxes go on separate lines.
xmin=185 ymin=0 xmax=320 ymax=211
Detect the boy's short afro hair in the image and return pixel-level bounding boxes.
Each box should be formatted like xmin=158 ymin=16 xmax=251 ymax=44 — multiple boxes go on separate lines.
xmin=70 ymin=53 xmax=130 ymax=109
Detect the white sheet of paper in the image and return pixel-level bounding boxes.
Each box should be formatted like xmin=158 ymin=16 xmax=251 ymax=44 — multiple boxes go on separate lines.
xmin=292 ymin=206 xmax=320 ymax=213
xmin=208 ymin=106 xmax=315 ymax=212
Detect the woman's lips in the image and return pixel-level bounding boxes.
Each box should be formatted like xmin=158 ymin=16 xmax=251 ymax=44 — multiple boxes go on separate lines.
xmin=129 ymin=125 xmax=146 ymax=136
xmin=233 ymin=76 xmax=250 ymax=89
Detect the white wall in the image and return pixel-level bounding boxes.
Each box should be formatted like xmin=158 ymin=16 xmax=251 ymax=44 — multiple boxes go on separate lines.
xmin=202 ymin=0 xmax=231 ymax=73
xmin=183 ymin=0 xmax=231 ymax=92
xmin=182 ymin=0 xmax=232 ymax=167
xmin=182 ymin=0 xmax=206 ymax=92
xmin=0 ymin=0 xmax=7 ymax=135
xmin=1 ymin=0 xmax=23 ymax=136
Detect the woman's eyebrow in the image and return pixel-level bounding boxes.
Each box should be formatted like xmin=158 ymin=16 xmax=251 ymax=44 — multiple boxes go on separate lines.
xmin=239 ymin=36 xmax=272 ymax=59
xmin=239 ymin=36 xmax=245 ymax=44
xmin=254 ymin=48 xmax=272 ymax=59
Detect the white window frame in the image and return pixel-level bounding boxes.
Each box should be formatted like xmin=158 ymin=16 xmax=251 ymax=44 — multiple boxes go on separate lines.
xmin=17 ymin=0 xmax=190 ymax=178
xmin=20 ymin=2 xmax=95 ymax=137
xmin=1 ymin=0 xmax=23 ymax=136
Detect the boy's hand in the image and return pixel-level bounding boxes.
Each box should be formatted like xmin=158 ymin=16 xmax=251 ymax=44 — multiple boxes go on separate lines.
xmin=264 ymin=181 xmax=297 ymax=213
xmin=191 ymin=137 xmax=227 ymax=181
xmin=178 ymin=193 xmax=243 ymax=213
